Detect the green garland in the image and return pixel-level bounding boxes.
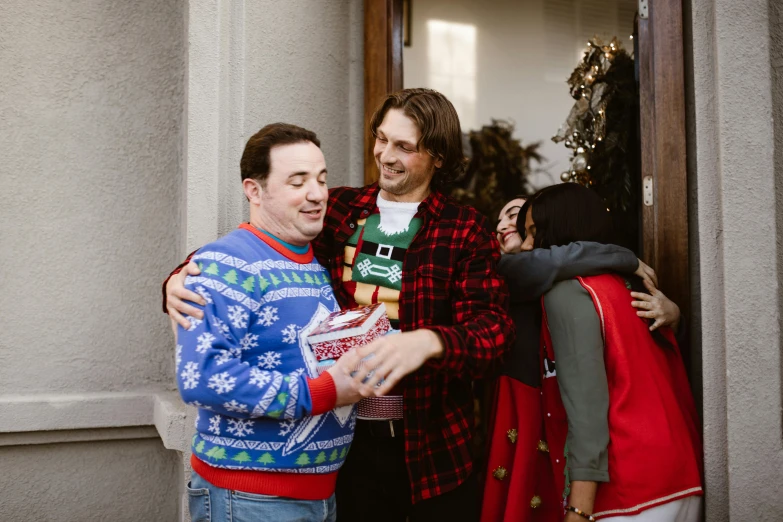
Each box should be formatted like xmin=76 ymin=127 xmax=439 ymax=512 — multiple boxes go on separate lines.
xmin=554 ymin=37 xmax=640 ymax=250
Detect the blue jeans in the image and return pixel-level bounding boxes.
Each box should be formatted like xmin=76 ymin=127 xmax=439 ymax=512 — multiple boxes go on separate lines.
xmin=187 ymin=470 xmax=337 ymax=522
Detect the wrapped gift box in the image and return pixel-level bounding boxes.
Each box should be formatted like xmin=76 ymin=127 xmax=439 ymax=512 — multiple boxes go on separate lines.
xmin=307 ymin=303 xmax=391 ymax=369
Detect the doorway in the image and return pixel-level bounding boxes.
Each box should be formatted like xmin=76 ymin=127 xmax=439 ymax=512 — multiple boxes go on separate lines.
xmin=362 ymin=0 xmax=690 ymax=370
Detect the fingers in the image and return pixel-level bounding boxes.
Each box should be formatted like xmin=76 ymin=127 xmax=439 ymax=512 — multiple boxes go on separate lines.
xmin=373 ymin=368 xmax=404 ymax=396
xmin=355 ymin=339 xmax=381 ymax=359
xmin=630 ymin=291 xmax=652 ymax=301
xmin=646 ymin=267 xmax=659 ymax=288
xmin=643 ymin=278 xmax=662 ymax=296
xmin=631 ymin=300 xmax=653 ymax=311
xmin=336 ymin=349 xmax=378 ymax=396
xmin=327 ymin=361 xmax=364 ymax=406
xmin=174 ymin=287 xmax=206 ymax=310
xmin=360 ymin=359 xmax=395 ymax=394
xmin=185 ymin=261 xmax=201 ymax=275
xmin=636 ymin=310 xmax=656 ymax=319
xmin=334 ymin=349 xmax=361 ymax=376
xmin=649 ymin=318 xmax=665 ymax=331
xmin=636 ymin=260 xmax=659 ymax=288
xmin=169 ymin=307 xmax=192 ymax=330
xmin=169 ymin=295 xmax=204 ymax=320
xmin=350 ymin=352 xmax=378 ymax=385
xmin=175 ymin=268 xmax=189 ymax=283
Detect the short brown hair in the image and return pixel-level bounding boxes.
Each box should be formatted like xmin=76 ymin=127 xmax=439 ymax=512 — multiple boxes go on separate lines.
xmin=240 ymin=123 xmax=321 ymax=184
xmin=369 ymin=88 xmax=467 ymax=189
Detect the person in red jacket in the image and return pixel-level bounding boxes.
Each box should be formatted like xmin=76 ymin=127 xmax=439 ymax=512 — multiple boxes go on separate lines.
xmin=483 ymin=195 xmax=685 ymax=522
xmin=513 ymin=183 xmax=703 ymax=522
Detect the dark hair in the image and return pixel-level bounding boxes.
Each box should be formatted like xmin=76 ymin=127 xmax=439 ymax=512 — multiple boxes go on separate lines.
xmin=369 ymin=88 xmax=467 ymax=189
xmin=240 ymin=123 xmax=321 ymax=185
xmin=523 ymin=183 xmax=673 ymax=348
xmin=519 ymin=183 xmax=614 ymax=248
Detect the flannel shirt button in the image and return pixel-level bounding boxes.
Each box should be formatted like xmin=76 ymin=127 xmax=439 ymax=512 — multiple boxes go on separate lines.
xmin=349 ymin=222 xmax=355 ymax=229
xmin=362 ymin=210 xmax=369 ymax=216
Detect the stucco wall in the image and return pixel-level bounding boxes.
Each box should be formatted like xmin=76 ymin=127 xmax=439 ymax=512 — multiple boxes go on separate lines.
xmin=0 ymin=0 xmax=185 ymax=518
xmin=173 ymin=1 xmax=365 ymax=517
xmin=771 ymin=0 xmax=783 ymax=407
xmin=0 ymin=0 xmax=184 ymax=396
xmin=687 ymin=0 xmax=783 ymax=519
xmin=0 ymin=439 xmax=179 ymax=521
xmin=185 ymin=0 xmax=365 ymax=252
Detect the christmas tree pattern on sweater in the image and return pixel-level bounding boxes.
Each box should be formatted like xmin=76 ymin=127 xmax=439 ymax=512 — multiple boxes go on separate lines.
xmin=176 ymin=228 xmax=355 ymax=475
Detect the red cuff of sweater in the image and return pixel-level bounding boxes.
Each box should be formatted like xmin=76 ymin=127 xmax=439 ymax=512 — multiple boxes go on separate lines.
xmin=307 ymin=372 xmax=337 ymax=415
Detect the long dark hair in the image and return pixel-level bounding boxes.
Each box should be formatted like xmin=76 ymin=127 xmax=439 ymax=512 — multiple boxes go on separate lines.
xmin=521 ymin=183 xmax=673 ymax=347
xmin=520 ymin=183 xmax=614 ymax=248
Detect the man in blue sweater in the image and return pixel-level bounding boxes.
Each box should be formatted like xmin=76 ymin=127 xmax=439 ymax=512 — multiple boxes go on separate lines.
xmin=176 ymin=123 xmax=362 ymax=522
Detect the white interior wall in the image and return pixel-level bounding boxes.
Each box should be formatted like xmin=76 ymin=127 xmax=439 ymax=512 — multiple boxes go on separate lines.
xmin=403 ymin=0 xmax=635 ymax=188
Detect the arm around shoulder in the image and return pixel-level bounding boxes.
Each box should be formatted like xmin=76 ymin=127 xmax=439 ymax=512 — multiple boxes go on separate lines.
xmin=500 ymin=242 xmax=638 ymax=303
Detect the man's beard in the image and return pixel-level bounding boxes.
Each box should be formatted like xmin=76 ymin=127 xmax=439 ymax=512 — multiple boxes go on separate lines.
xmin=377 ymin=161 xmax=414 ymax=196
xmin=378 ymin=173 xmax=412 ymax=195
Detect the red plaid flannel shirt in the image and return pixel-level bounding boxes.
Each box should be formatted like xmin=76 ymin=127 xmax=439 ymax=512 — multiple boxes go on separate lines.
xmin=162 ymin=184 xmax=514 ymax=502
xmin=314 ymin=184 xmax=514 ymax=503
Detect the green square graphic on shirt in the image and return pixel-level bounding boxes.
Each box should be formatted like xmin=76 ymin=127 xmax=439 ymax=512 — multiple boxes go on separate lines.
xmin=349 ymin=213 xmax=422 ymax=291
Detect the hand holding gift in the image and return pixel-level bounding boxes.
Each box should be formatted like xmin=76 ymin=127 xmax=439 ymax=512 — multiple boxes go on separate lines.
xmin=340 ymin=329 xmax=444 ymax=397
xmin=307 ymin=303 xmax=391 ymax=375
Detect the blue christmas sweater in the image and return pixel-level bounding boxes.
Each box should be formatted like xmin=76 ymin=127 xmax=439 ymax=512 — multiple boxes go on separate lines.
xmin=176 ymin=224 xmax=355 ymax=496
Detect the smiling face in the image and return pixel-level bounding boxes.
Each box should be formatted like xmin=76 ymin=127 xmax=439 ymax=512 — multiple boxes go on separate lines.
xmin=496 ymin=198 xmax=526 ymax=254
xmin=373 ymin=108 xmax=442 ymax=202
xmin=244 ymin=141 xmax=328 ymax=246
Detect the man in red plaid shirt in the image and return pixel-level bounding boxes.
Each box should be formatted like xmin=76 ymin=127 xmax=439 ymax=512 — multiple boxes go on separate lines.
xmin=166 ymin=89 xmax=514 ymax=521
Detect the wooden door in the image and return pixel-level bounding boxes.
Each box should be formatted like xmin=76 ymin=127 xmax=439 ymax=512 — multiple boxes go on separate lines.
xmin=636 ymin=0 xmax=691 ymax=369
xmin=362 ymin=0 xmax=690 ymax=363
xmin=363 ymin=0 xmax=403 ymax=185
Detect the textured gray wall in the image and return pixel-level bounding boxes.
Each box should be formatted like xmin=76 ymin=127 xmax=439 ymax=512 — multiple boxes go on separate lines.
xmin=687 ymin=0 xmax=783 ymax=519
xmin=0 ymin=0 xmax=185 ymax=395
xmin=0 ymin=439 xmax=179 ymax=521
xmin=185 ymin=0 xmax=364 ymax=251
xmin=243 ymin=0 xmax=364 ymax=193
xmin=0 ymin=0 xmax=184 ymax=518
xmin=771 ymin=0 xmax=783 ymax=415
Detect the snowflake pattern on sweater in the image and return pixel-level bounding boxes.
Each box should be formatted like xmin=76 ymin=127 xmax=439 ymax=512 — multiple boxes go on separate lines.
xmin=176 ymin=228 xmax=354 ymax=474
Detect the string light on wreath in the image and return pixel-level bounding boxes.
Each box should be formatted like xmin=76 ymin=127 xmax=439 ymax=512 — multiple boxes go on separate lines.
xmin=553 ymin=37 xmax=628 ymax=186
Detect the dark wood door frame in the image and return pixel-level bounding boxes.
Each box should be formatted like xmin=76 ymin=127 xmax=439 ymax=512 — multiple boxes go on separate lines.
xmin=637 ymin=0 xmax=690 ymax=338
xmin=363 ymin=1 xmax=690 ymax=344
xmin=363 ymin=0 xmax=403 ymax=185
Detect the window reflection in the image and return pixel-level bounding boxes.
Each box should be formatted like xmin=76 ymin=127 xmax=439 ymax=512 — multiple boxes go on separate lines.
xmin=426 ymin=19 xmax=477 ymax=131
